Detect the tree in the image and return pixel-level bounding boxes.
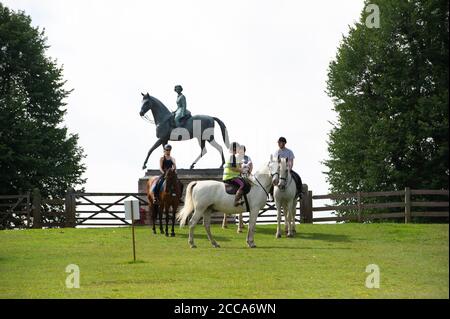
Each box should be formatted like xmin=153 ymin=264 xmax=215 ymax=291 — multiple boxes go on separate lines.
xmin=0 ymin=4 xmax=86 ymax=199
xmin=325 ymin=0 xmax=449 ymax=199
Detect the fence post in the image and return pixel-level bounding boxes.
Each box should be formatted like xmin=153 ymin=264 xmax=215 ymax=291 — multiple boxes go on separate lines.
xmin=405 ymin=187 xmax=411 ymax=223
xmin=64 ymin=187 xmax=76 ymax=228
xmin=305 ymin=190 xmax=313 ymax=223
xmin=357 ymin=191 xmax=362 ymax=223
xmin=32 ymin=188 xmax=42 ymax=229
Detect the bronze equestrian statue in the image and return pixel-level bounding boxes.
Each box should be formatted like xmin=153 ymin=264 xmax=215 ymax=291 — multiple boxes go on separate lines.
xmin=139 ymin=91 xmax=230 ymax=170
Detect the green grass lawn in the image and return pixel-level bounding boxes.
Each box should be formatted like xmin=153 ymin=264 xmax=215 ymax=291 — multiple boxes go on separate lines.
xmin=0 ymin=223 xmax=448 ymax=298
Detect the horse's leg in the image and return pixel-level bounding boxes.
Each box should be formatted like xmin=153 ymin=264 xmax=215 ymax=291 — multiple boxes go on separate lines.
xmin=286 ymin=202 xmax=294 ymax=238
xmin=188 ymin=210 xmax=203 ymax=248
xmin=147 ymin=195 xmax=154 ymax=234
xmin=284 ymin=203 xmax=289 ymax=235
xmin=158 ymin=203 xmax=164 ymax=234
xmin=151 ymin=203 xmax=157 ymax=234
xmin=246 ymin=210 xmax=258 ymax=248
xmin=207 ymin=137 xmax=225 ymax=169
xmin=275 ymin=198 xmax=282 ymax=238
xmin=165 ymin=202 xmax=169 ymax=237
xmin=142 ymin=138 xmax=164 ymax=170
xmin=204 ymin=210 xmax=220 ymax=248
xmin=222 ymin=213 xmax=228 ymax=229
xmin=292 ymin=197 xmax=297 ymax=235
xmin=171 ymin=203 xmax=177 ymax=237
xmin=237 ymin=213 xmax=245 ymax=233
xmin=190 ymin=138 xmax=206 ymax=169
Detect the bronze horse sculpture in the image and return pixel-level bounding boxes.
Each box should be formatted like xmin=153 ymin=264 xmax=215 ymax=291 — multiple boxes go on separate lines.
xmin=139 ymin=93 xmax=230 ymax=170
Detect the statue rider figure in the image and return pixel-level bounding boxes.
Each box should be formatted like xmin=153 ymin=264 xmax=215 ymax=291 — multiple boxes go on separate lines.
xmin=173 ymin=85 xmax=191 ymax=127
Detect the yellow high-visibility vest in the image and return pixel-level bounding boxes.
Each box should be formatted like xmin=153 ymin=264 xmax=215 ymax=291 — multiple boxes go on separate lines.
xmin=223 ymin=156 xmax=240 ymax=181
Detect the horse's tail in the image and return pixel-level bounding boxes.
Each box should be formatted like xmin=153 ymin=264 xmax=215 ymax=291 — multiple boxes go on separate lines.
xmin=177 ymin=181 xmax=196 ymax=227
xmin=213 ymin=117 xmax=230 ymax=149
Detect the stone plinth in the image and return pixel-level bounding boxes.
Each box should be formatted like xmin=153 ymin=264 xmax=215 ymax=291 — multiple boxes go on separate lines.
xmin=138 ymin=168 xmax=235 ymax=225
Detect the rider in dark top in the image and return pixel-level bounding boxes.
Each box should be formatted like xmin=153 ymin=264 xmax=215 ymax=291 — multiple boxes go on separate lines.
xmin=153 ymin=144 xmax=177 ymax=203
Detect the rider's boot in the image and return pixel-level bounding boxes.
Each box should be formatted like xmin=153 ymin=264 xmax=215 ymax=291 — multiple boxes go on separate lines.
xmin=234 ymin=189 xmax=244 ymax=207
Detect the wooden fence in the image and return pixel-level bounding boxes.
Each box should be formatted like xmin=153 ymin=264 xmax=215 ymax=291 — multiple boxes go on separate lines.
xmin=0 ymin=187 xmax=448 ymax=229
xmin=304 ymin=187 xmax=449 ymax=223
xmin=0 ymin=193 xmax=31 ymax=229
xmin=72 ymin=192 xmax=148 ymax=227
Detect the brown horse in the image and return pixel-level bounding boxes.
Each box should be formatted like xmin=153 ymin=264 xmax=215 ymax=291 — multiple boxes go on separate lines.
xmin=146 ymin=168 xmax=182 ymax=236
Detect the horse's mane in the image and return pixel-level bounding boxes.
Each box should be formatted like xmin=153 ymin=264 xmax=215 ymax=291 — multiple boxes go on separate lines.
xmin=250 ymin=164 xmax=269 ymax=182
xmin=149 ymin=95 xmax=171 ymax=115
xmin=279 ymin=157 xmax=288 ymax=171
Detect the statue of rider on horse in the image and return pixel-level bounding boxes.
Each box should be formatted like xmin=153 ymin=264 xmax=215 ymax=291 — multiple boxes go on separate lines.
xmin=139 ymin=85 xmax=229 ymax=170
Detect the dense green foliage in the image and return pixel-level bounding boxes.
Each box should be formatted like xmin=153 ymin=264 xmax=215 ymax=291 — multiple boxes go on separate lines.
xmin=325 ymin=0 xmax=449 ymax=194
xmin=0 ymin=4 xmax=86 ymax=197
xmin=0 ymin=224 xmax=448 ymax=298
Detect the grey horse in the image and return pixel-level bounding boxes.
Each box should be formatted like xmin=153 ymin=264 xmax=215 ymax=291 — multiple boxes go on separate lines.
xmin=139 ymin=93 xmax=230 ymax=170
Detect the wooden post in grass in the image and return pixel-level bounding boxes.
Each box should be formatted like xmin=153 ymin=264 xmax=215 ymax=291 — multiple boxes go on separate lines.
xmin=131 ymin=209 xmax=136 ymax=262
xmin=405 ymin=187 xmax=411 ymax=224
xmin=125 ymin=200 xmax=139 ymax=262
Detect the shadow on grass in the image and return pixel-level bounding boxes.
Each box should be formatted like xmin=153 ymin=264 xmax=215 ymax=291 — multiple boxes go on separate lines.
xmin=255 ymin=245 xmax=352 ymax=250
xmin=218 ymin=245 xmax=352 ymax=250
xmin=176 ymin=233 xmax=231 ymax=242
xmin=297 ymin=232 xmax=351 ymax=243
xmin=254 ymin=227 xmax=352 ymax=242
xmin=125 ymin=260 xmax=147 ymax=264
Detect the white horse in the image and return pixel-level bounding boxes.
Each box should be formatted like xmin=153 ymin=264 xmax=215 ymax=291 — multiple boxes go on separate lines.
xmin=177 ymin=164 xmax=274 ymax=248
xmin=271 ymin=156 xmax=298 ymax=238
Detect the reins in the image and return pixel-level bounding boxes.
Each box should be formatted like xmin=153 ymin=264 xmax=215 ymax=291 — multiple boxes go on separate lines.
xmin=141 ymin=114 xmax=155 ymax=124
xmin=252 ymin=174 xmax=270 ymax=199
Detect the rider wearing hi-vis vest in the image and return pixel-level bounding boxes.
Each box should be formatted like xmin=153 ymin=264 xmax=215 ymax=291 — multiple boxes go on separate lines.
xmin=223 ymin=142 xmax=245 ymax=206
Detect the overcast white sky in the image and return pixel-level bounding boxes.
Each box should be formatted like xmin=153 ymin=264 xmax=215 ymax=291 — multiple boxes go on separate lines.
xmin=4 ymin=0 xmax=365 ymax=195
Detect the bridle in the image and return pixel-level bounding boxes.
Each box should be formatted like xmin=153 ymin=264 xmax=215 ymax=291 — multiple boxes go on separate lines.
xmin=270 ymin=161 xmax=291 ymax=189
xmin=269 ymin=161 xmax=280 ymax=179
xmin=141 ymin=114 xmax=154 ymax=124
xmin=139 ymin=97 xmax=175 ymax=125
xmin=140 ymin=100 xmax=155 ymax=124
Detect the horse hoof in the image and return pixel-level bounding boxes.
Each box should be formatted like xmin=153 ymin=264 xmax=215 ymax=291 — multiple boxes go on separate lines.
xmin=222 ymin=225 xmax=228 ymax=229
xmin=142 ymin=165 xmax=147 ymax=170
xmin=247 ymin=243 xmax=256 ymax=248
xmin=213 ymin=244 xmax=220 ymax=248
xmin=237 ymin=229 xmax=242 ymax=233
xmin=171 ymin=233 xmax=175 ymax=237
xmin=190 ymin=244 xmax=197 ymax=249
xmin=276 ymin=234 xmax=281 ymax=239
xmin=165 ymin=232 xmax=169 ymax=237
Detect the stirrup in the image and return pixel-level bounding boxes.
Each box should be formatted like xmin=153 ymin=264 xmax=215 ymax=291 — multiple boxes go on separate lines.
xmin=234 ymin=191 xmax=243 ymax=206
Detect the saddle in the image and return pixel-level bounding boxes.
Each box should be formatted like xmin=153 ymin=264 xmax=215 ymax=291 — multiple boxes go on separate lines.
xmin=171 ymin=112 xmax=192 ymax=128
xmin=290 ymin=170 xmax=304 ymax=199
xmin=151 ymin=177 xmax=165 ymax=194
xmin=224 ymin=178 xmax=252 ymax=195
